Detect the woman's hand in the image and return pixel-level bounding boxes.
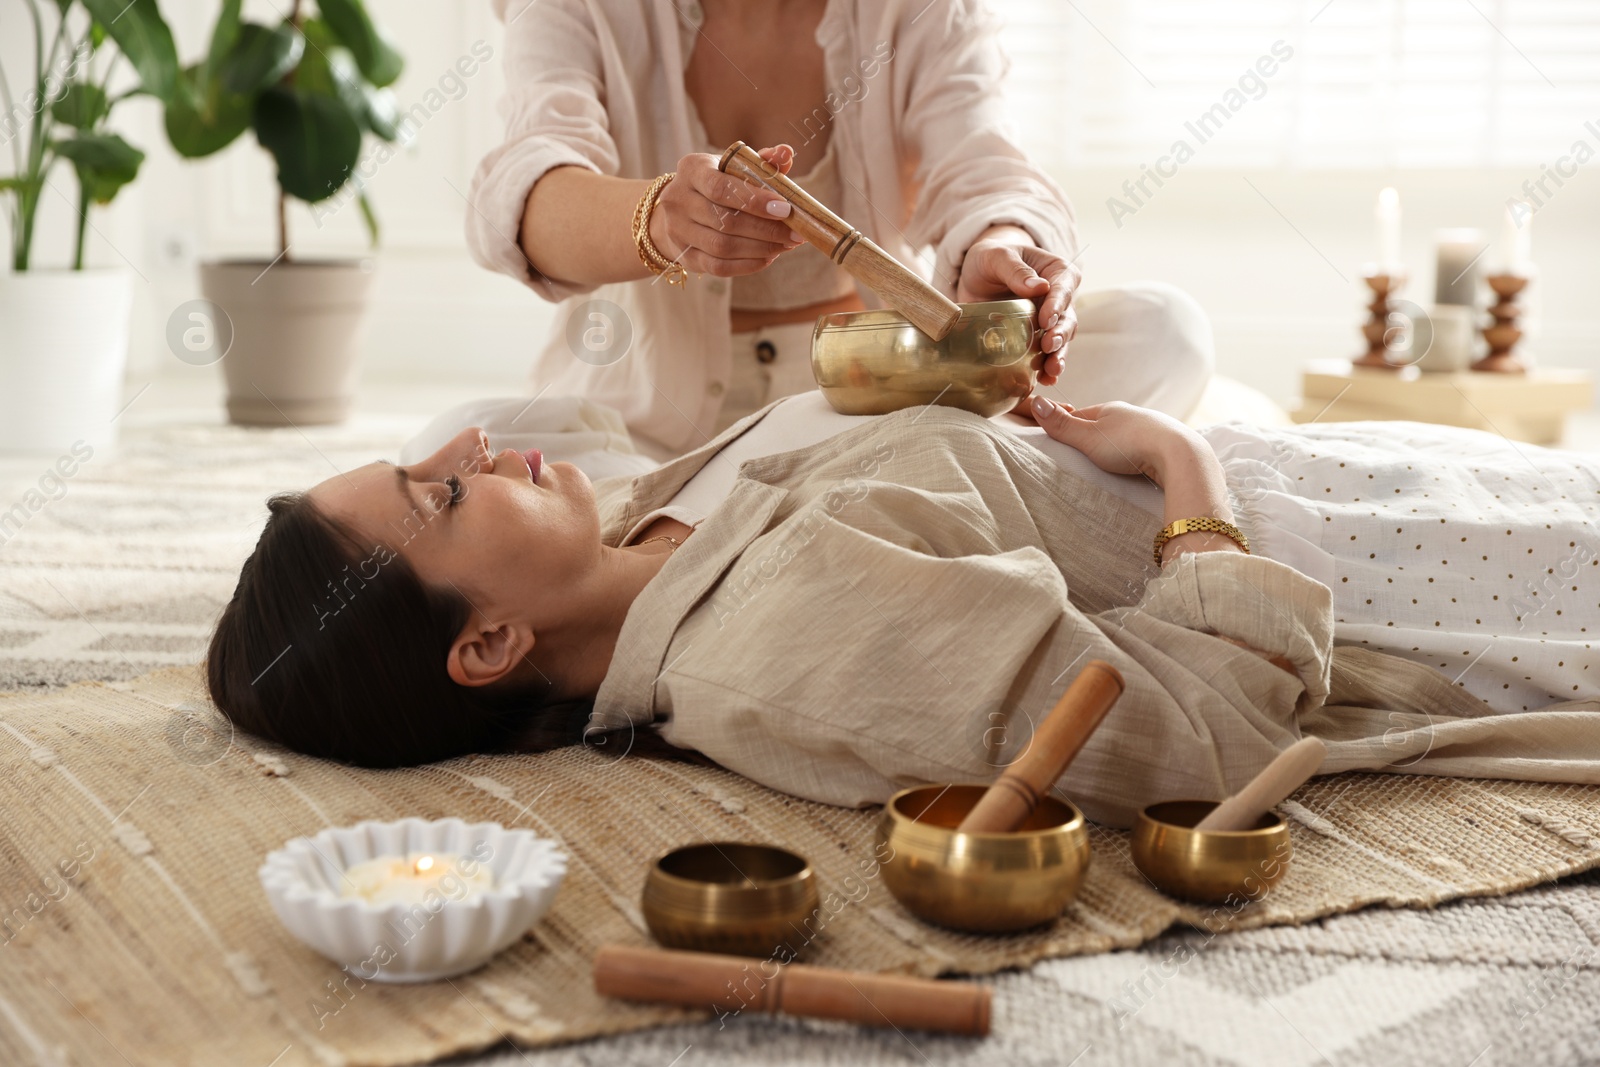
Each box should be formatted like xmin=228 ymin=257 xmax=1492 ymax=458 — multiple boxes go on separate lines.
xmin=647 ymin=144 xmax=808 ymax=276
xmin=956 ymin=233 xmax=1080 ymax=387
xmin=1027 ymin=397 xmax=1203 ymax=487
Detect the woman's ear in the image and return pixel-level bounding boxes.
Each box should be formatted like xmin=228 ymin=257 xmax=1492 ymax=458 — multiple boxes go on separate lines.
xmin=447 ymin=618 xmax=537 ymax=688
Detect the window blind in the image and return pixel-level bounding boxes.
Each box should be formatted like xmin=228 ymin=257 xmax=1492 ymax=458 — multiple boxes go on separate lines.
xmin=992 ymin=0 xmax=1600 ymax=169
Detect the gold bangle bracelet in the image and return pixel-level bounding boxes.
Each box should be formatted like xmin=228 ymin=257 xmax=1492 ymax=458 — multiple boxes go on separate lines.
xmin=632 ymin=173 xmax=688 ymax=286
xmin=1153 ymin=516 xmax=1250 ymax=567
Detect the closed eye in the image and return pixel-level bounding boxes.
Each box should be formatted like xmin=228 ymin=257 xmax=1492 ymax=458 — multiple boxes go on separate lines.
xmin=446 ymin=474 xmax=464 ymax=507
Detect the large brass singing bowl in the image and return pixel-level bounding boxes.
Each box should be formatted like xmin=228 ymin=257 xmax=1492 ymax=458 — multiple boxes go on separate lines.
xmin=641 ymin=841 xmax=821 ymax=958
xmin=875 ymin=783 xmax=1090 ymax=934
xmin=1130 ymin=800 xmax=1292 ymax=905
xmin=811 ymin=298 xmax=1042 ymax=417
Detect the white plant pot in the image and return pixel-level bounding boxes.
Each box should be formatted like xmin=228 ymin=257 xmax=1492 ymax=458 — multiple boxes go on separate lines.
xmin=0 ymin=269 xmax=133 ymax=455
xmin=200 ymin=259 xmax=376 ymax=426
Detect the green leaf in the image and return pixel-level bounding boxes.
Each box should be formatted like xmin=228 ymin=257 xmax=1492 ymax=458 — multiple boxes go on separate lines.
xmin=253 ymin=88 xmax=362 ymax=203
xmin=51 ymin=84 xmax=110 ymax=129
xmin=317 ymin=0 xmax=404 ymax=88
xmin=51 ymin=134 xmax=144 ymax=175
xmin=296 ymin=20 xmax=360 ymax=105
xmin=295 ymin=19 xmax=397 ymax=140
xmin=222 ymin=23 xmax=304 ymax=96
xmin=357 ymin=190 xmax=379 ymax=246
xmin=165 ymin=64 xmax=252 ymax=158
xmin=90 ymin=21 xmax=107 ymax=50
xmin=361 ymin=86 xmax=399 ymax=141
xmin=78 ymin=0 xmax=180 ymax=103
xmin=52 ymin=133 xmax=145 ymax=205
xmin=204 ymin=0 xmax=244 ymax=87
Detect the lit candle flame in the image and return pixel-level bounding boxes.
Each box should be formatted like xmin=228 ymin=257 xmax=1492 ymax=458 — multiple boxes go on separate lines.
xmin=413 ymin=855 xmax=436 ymax=875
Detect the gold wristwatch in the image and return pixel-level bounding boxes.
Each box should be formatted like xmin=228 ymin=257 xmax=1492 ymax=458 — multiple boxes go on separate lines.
xmin=1153 ymin=516 xmax=1249 ymax=566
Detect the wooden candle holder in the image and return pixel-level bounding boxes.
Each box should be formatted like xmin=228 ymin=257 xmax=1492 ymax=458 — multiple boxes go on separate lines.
xmin=1473 ymin=273 xmax=1529 ymax=374
xmin=1353 ymin=269 xmax=1406 ymax=370
xmin=718 ymin=140 xmax=962 ymax=342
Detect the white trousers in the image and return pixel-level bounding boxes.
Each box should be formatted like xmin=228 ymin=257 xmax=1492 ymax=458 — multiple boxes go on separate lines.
xmin=400 ymin=281 xmax=1214 ymax=471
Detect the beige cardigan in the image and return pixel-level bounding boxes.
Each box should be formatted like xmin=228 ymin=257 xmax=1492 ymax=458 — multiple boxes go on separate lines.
xmin=468 ymin=0 xmax=1077 ymax=455
xmin=587 ymin=403 xmax=1600 ymax=828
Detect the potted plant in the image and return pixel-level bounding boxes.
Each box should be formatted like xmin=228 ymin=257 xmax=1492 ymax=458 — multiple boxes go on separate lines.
xmin=164 ymin=0 xmax=402 ymax=425
xmin=0 ymin=0 xmax=177 ymax=453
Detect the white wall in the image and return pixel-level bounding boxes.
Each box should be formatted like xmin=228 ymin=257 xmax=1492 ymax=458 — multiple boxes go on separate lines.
xmin=1065 ymin=166 xmax=1600 ymax=405
xmin=5 ymin=2 xmax=1596 ymax=409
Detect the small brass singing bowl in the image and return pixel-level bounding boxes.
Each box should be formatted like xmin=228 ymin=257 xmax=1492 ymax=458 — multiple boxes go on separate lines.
xmin=1130 ymin=800 xmax=1293 ymax=905
xmin=640 ymin=842 xmax=821 ymax=958
xmin=811 ymin=298 xmax=1042 ymax=417
xmin=874 ymin=783 xmax=1090 ymax=934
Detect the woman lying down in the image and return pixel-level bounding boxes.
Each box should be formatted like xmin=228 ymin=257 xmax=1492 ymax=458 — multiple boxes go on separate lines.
xmin=205 ymin=393 xmax=1600 ymax=828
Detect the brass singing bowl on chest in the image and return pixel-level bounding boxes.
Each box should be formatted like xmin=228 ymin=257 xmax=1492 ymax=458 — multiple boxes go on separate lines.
xmin=810 ymin=299 xmax=1043 ymax=418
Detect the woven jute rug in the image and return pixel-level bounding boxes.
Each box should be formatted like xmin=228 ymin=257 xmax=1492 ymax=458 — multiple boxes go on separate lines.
xmin=3 ymin=665 xmax=1599 ymax=1067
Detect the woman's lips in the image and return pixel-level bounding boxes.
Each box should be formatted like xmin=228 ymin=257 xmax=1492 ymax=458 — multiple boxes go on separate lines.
xmin=522 ymin=448 xmax=542 ymax=483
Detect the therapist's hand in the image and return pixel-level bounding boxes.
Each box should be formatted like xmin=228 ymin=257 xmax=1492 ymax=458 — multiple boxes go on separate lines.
xmin=648 ymin=144 xmax=808 ymax=277
xmin=955 ymin=231 xmax=1080 ymax=388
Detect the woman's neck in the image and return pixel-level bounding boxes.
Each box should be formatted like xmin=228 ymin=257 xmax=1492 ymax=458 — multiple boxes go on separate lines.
xmin=526 ymin=541 xmax=680 ymax=702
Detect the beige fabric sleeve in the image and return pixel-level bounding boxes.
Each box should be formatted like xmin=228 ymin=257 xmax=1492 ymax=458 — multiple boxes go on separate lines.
xmin=1126 ymin=549 xmax=1335 ymax=712
xmin=896 ymin=0 xmax=1078 ymax=295
xmin=467 ymin=0 xmax=619 ymax=300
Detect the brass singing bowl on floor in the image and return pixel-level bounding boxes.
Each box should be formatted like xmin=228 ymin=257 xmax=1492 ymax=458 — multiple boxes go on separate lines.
xmin=874 ymin=783 xmax=1090 ymax=934
xmin=1130 ymin=800 xmax=1292 ymax=905
xmin=641 ymin=842 xmax=821 ymax=958
xmin=811 ymin=298 xmax=1042 ymax=417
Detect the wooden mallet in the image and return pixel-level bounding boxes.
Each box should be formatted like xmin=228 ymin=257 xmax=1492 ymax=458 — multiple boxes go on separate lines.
xmin=717 ymin=140 xmax=963 ymax=342
xmin=956 ymin=660 xmax=1126 ymax=834
xmin=593 ymin=943 xmax=991 ymax=1036
xmin=1193 ymin=737 xmax=1327 ymax=832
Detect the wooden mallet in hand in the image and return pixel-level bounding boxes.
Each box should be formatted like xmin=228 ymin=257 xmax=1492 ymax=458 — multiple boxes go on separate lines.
xmin=717 ymin=140 xmax=963 ymax=342
xmin=956 ymin=660 xmax=1126 ymax=834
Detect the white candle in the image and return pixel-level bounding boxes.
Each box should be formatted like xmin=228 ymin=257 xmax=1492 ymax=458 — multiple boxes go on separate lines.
xmin=1375 ymin=187 xmax=1401 ymax=273
xmin=340 ymin=852 xmax=495 ymax=906
xmin=1502 ymin=200 xmax=1532 ymax=272
xmin=1434 ymin=228 xmax=1483 ymax=307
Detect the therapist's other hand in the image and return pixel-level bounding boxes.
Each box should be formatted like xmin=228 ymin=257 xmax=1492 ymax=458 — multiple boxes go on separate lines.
xmin=1028 ymin=398 xmax=1201 ymax=487
xmin=648 ymin=144 xmax=808 ymax=277
xmin=955 ymin=237 xmax=1080 ymax=385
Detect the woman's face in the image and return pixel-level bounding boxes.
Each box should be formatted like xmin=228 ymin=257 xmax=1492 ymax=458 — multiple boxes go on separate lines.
xmin=306 ymin=426 xmax=601 ymax=679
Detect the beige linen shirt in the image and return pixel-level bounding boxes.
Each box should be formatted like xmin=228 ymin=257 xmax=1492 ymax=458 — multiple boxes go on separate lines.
xmin=468 ymin=0 xmax=1077 ymax=456
xmin=587 ymin=404 xmax=1600 ymax=829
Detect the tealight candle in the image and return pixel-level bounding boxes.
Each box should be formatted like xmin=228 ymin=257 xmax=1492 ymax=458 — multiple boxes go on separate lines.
xmin=340 ymin=852 xmax=495 ymax=907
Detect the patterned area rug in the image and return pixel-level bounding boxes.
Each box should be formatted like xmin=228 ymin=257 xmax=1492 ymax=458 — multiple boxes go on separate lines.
xmin=2 ymin=407 xmax=1597 ymax=1067
xmin=448 ymin=867 xmax=1600 ymax=1067
xmin=3 ymin=665 xmax=1598 ymax=1067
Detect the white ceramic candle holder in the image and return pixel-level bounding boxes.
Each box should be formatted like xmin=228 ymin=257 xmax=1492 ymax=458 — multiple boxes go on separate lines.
xmin=259 ymin=817 xmax=567 ymax=982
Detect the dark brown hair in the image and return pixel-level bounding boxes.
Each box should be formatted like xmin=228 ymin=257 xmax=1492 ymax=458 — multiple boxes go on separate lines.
xmin=206 ymin=491 xmax=591 ymax=767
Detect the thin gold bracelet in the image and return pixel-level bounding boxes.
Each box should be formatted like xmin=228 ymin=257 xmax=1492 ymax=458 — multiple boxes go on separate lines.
xmin=1152 ymin=516 xmax=1249 ymax=567
xmin=632 ymin=173 xmax=688 ymax=286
